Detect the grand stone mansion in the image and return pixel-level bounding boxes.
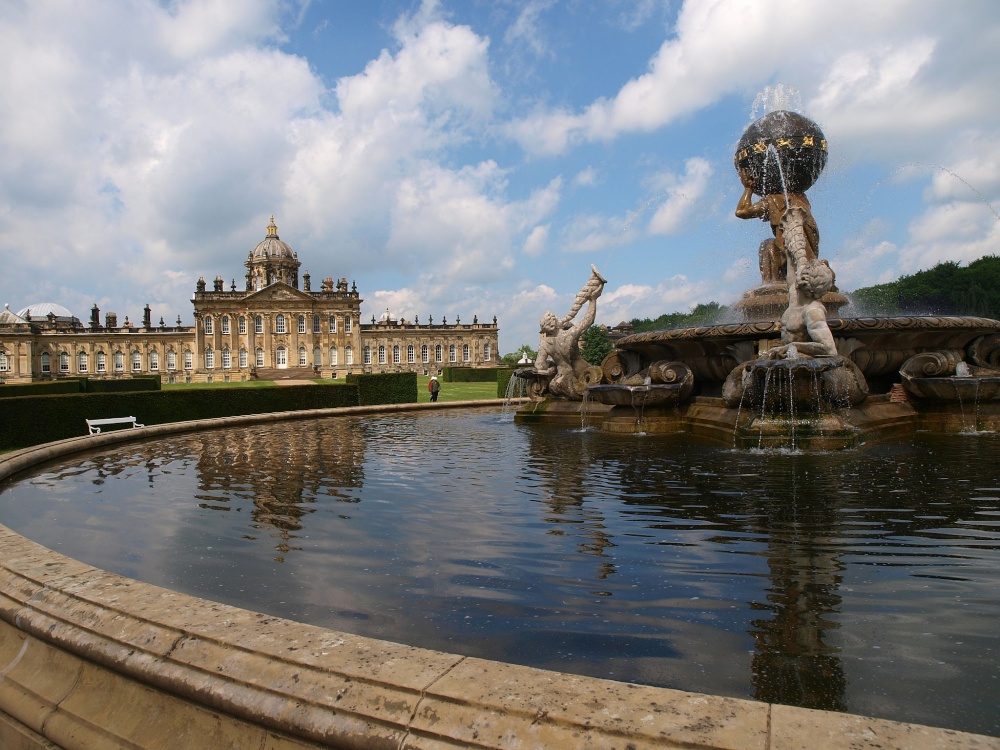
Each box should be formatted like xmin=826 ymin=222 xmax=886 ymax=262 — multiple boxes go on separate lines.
xmin=0 ymin=217 xmax=500 ymax=384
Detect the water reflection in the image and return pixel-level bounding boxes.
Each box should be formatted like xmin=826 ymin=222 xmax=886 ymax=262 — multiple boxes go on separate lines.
xmin=0 ymin=412 xmax=998 ymax=736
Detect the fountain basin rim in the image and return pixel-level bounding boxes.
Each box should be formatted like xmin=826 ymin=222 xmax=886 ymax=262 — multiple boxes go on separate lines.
xmin=617 ymin=315 xmax=1000 ymax=347
xmin=0 ymin=405 xmax=995 ymax=750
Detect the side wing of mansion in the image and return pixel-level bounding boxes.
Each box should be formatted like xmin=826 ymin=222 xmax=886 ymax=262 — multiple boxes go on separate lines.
xmin=0 ymin=218 xmax=500 ymax=384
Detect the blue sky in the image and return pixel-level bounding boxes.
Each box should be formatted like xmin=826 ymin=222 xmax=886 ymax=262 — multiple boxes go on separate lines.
xmin=2 ymin=0 xmax=999 ymax=353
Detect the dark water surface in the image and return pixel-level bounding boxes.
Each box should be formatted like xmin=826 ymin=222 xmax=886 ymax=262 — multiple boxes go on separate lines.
xmin=1 ymin=409 xmax=998 ymax=736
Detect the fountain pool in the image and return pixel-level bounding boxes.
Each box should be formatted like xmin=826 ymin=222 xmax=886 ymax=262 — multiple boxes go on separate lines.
xmin=1 ymin=408 xmax=998 ymax=737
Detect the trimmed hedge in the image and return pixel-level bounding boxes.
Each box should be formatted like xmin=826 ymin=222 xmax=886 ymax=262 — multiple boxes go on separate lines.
xmin=0 ymin=380 xmax=84 ymax=398
xmin=347 ymin=372 xmax=417 ymax=405
xmin=0 ymin=384 xmax=358 ymax=451
xmin=85 ymin=375 xmax=161 ymax=393
xmin=497 ymin=368 xmax=520 ymax=399
xmin=441 ymin=367 xmax=506 ymax=383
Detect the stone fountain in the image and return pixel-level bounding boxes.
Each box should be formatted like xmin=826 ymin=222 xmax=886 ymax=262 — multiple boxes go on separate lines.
xmin=516 ymin=110 xmax=1000 ymax=449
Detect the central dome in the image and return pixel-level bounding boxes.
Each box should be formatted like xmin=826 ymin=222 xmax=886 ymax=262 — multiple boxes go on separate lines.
xmin=250 ymin=216 xmax=296 ymax=261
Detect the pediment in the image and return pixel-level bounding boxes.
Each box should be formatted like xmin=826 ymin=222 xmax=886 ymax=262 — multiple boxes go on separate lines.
xmin=244 ymin=284 xmax=314 ymax=303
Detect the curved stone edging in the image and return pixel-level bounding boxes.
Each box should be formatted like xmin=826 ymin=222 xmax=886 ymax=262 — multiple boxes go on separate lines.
xmin=0 ymin=401 xmax=997 ymax=750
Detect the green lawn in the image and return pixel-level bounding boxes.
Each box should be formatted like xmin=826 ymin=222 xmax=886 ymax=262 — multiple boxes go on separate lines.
xmin=416 ymin=376 xmax=498 ymax=403
xmin=162 ymin=376 xmax=500 ymax=402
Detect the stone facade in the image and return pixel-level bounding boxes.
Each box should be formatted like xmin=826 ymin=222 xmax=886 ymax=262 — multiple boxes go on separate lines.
xmin=0 ymin=218 xmax=500 ymax=384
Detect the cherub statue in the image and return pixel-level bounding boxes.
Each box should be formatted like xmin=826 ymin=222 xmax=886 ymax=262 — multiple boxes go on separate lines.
xmin=767 ymin=205 xmax=837 ymax=358
xmin=534 ymin=265 xmax=607 ymax=398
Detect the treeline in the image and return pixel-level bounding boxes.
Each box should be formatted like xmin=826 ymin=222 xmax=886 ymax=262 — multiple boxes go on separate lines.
xmin=849 ymin=256 xmax=1000 ymax=318
xmin=630 ymin=302 xmax=729 ymax=332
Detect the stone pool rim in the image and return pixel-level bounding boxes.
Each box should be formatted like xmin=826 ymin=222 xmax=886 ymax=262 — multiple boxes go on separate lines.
xmin=0 ymin=401 xmax=996 ymax=750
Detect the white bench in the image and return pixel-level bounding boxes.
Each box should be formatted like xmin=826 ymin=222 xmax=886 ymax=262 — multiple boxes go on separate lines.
xmin=86 ymin=417 xmax=144 ymax=435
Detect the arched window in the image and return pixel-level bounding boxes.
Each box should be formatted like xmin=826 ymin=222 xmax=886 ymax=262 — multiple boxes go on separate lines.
xmin=345 ymin=345 xmax=353 ymax=365
xmin=313 ymin=315 xmax=321 ymax=334
xmin=435 ymin=345 xmax=443 ymax=362
xmin=255 ymin=347 xmax=264 ymax=367
xmin=275 ymin=314 xmax=287 ymax=334
xmin=204 ymin=316 xmax=213 ymax=334
xmin=114 ymin=351 xmax=124 ymax=371
xmin=407 ymin=345 xmax=415 ymax=363
xmin=392 ymin=345 xmax=400 ymax=364
xmin=221 ymin=315 xmax=230 ymax=334
xmin=205 ymin=347 xmax=215 ymax=369
xmin=0 ymin=350 xmax=8 ymax=372
xmin=449 ymin=344 xmax=457 ymax=362
xmin=60 ymin=351 xmax=70 ymax=372
xmin=330 ymin=347 xmax=338 ymax=366
xmin=463 ymin=344 xmax=470 ymax=362
xmin=421 ymin=345 xmax=429 ymax=363
xmin=254 ymin=315 xmax=263 ymax=334
xmin=222 ymin=348 xmax=231 ymax=369
xmin=183 ymin=350 xmax=193 ymax=370
xmin=167 ymin=350 xmax=176 ymax=370
xmin=77 ymin=351 xmax=88 ymax=373
xmin=40 ymin=351 xmax=51 ymax=373
xmin=363 ymin=346 xmax=372 ymax=365
xmin=297 ymin=315 xmax=306 ymax=334
xmin=238 ymin=316 xmax=247 ymax=335
xmin=313 ymin=346 xmax=321 ymax=366
xmin=239 ymin=348 xmax=248 ymax=368
xmin=132 ymin=350 xmax=142 ymax=371
xmin=378 ymin=345 xmax=386 ymax=364
xmin=96 ymin=351 xmax=107 ymax=373
xmin=298 ymin=346 xmax=307 ymax=366
xmin=329 ymin=315 xmax=337 ymax=333
xmin=149 ymin=350 xmax=159 ymax=371
xmin=276 ymin=346 xmax=287 ymax=366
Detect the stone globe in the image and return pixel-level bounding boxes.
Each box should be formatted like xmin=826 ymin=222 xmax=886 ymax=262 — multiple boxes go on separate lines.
xmin=734 ymin=110 xmax=827 ymax=195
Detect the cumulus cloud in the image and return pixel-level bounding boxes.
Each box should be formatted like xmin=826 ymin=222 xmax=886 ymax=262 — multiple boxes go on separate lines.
xmin=646 ymin=157 xmax=713 ymax=236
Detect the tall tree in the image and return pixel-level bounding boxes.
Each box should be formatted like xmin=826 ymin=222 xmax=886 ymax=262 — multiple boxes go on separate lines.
xmin=580 ymin=325 xmax=613 ymax=365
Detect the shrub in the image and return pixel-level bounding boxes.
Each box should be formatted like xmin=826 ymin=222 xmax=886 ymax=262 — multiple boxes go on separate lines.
xmin=347 ymin=372 xmax=417 ymax=405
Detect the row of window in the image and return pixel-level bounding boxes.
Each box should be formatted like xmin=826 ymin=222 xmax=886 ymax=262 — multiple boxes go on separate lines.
xmin=360 ymin=343 xmax=490 ymax=365
xmin=203 ymin=314 xmax=354 ymax=336
xmin=4 ymin=341 xmax=493 ymax=375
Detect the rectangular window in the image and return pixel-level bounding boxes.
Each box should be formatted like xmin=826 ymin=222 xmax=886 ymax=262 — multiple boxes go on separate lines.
xmin=298 ymin=316 xmax=306 ymax=334
xmin=276 ymin=315 xmax=287 ymax=334
xmin=393 ymin=346 xmax=400 ymax=364
xmin=239 ymin=317 xmax=247 ymax=335
xmin=422 ymin=345 xmax=429 ymax=363
xmin=463 ymin=344 xmax=470 ymax=362
xmin=222 ymin=349 xmax=231 ymax=369
xmin=435 ymin=345 xmax=442 ymax=362
xmin=96 ymin=352 xmax=107 ymax=373
xmin=378 ymin=346 xmax=386 ymax=364
xmin=255 ymin=316 xmax=263 ymax=334
xmin=0 ymin=351 xmax=8 ymax=372
xmin=345 ymin=317 xmax=352 ymax=334
xmin=256 ymin=349 xmax=264 ymax=367
xmin=407 ymin=345 xmax=415 ymax=364
xmin=205 ymin=317 xmax=213 ymax=334
xmin=150 ymin=351 xmax=159 ymax=371
xmin=298 ymin=348 xmax=307 ymax=366
xmin=239 ymin=349 xmax=248 ymax=368
xmin=313 ymin=315 xmax=321 ymax=334
xmin=184 ymin=351 xmax=193 ymax=370
xmin=363 ymin=347 xmax=372 ymax=365
xmin=484 ymin=343 xmax=491 ymax=361
xmin=205 ymin=349 xmax=214 ymax=369
xmin=167 ymin=351 xmax=176 ymax=370
xmin=330 ymin=347 xmax=338 ymax=366
xmin=345 ymin=346 xmax=353 ymax=365
xmin=329 ymin=315 xmax=337 ymax=333
xmin=41 ymin=352 xmax=51 ymax=373
xmin=449 ymin=345 xmax=457 ymax=362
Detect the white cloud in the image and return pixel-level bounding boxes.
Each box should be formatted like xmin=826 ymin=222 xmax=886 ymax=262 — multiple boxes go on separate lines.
xmin=646 ymin=157 xmax=713 ymax=236
xmin=573 ymin=166 xmax=599 ymax=187
xmin=523 ymin=225 xmax=550 ymax=257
